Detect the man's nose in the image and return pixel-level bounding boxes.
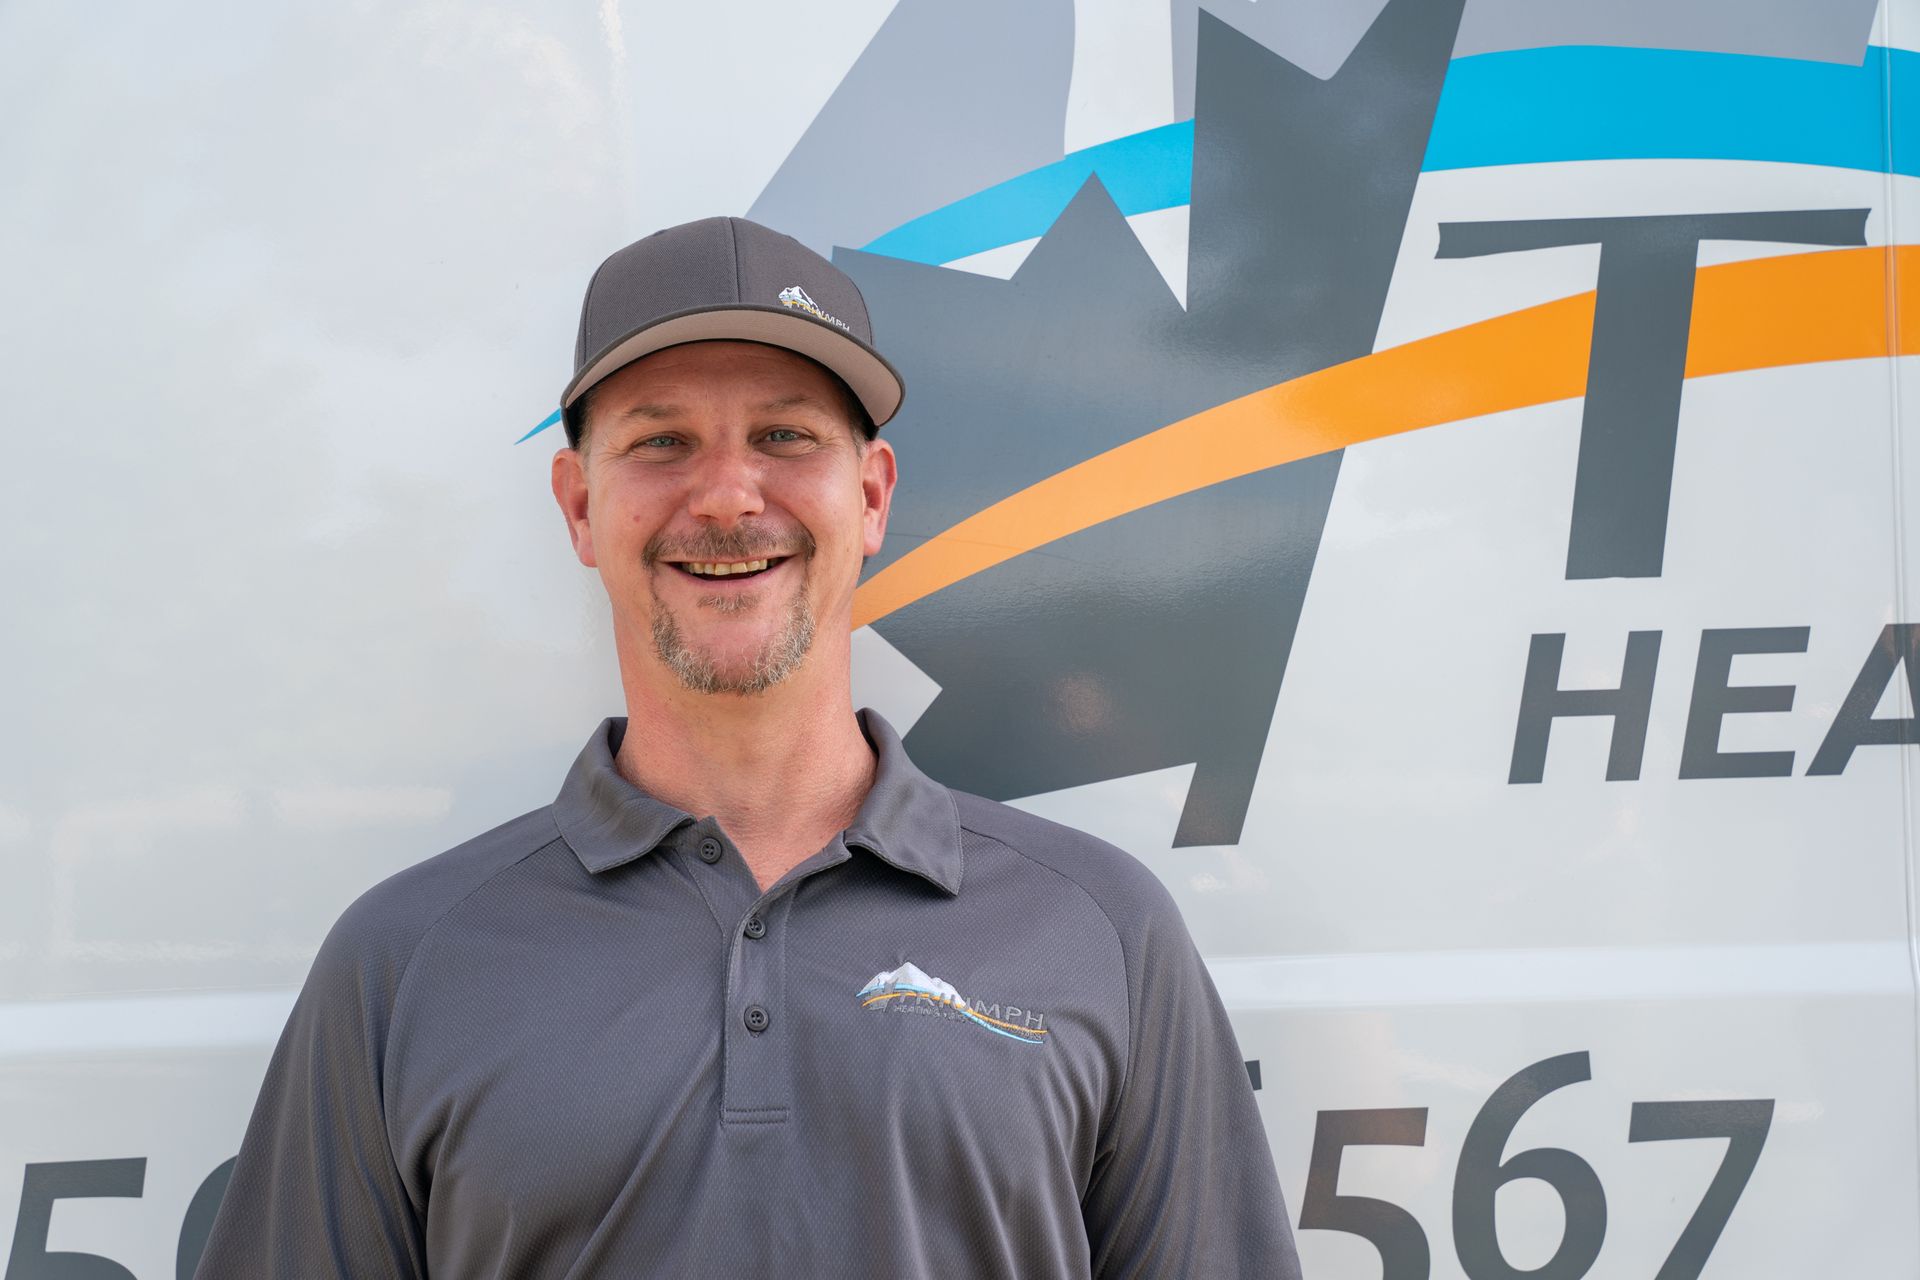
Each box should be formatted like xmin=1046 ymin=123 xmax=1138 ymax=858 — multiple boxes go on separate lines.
xmin=685 ymin=443 xmax=766 ymax=526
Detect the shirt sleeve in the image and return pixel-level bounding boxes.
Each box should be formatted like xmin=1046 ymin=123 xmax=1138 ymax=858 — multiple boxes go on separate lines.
xmin=193 ymin=897 xmax=428 ymax=1279
xmin=1080 ymin=879 xmax=1302 ymax=1280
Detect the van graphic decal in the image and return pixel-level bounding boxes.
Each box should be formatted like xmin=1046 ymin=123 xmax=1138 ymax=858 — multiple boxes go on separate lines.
xmin=519 ymin=0 xmax=1904 ymax=848
xmin=834 ymin=4 xmax=1895 ymax=847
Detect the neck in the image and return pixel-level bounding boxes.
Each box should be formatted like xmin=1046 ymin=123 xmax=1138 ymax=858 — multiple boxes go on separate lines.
xmin=610 ymin=626 xmax=875 ymax=891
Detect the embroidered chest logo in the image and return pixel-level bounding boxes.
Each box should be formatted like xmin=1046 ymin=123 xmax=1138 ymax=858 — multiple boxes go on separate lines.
xmin=857 ymin=961 xmax=1049 ymax=1045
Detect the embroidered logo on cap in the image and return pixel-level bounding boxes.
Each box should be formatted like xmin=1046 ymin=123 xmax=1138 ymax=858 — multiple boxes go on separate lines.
xmin=778 ymin=284 xmax=851 ymax=332
xmin=857 ymin=961 xmax=1048 ymax=1045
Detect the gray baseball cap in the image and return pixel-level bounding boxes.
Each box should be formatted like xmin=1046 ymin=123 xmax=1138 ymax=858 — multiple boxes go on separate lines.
xmin=561 ymin=216 xmax=905 ymax=437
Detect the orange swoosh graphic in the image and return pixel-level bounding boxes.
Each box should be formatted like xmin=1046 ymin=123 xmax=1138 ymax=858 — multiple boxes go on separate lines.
xmin=855 ymin=244 xmax=1915 ymax=629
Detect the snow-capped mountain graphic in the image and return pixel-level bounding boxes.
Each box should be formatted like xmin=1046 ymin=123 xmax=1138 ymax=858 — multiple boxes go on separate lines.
xmin=859 ymin=961 xmax=962 ymax=1003
xmin=856 ymin=961 xmax=1048 ymax=1045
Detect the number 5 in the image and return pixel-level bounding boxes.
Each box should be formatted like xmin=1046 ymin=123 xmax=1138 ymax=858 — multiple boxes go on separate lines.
xmin=4 ymin=1158 xmax=145 ymax=1280
xmin=1298 ymin=1107 xmax=1432 ymax=1279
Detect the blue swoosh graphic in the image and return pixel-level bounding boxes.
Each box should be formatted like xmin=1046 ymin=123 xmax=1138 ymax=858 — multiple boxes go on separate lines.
xmin=516 ymin=408 xmax=562 ymax=445
xmin=861 ymin=121 xmax=1198 ymax=270
xmin=861 ymin=44 xmax=1909 ymax=267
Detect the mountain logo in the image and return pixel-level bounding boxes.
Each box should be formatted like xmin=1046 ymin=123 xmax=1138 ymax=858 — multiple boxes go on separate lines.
xmin=830 ymin=0 xmax=1890 ymax=850
xmin=777 ymin=284 xmax=848 ymax=330
xmin=857 ymin=961 xmax=1049 ymax=1045
xmin=521 ymin=0 xmax=1893 ymax=842
xmin=837 ymin=2 xmax=1470 ymax=850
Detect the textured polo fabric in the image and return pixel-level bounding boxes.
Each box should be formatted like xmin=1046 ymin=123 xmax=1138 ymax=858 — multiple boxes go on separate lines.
xmin=195 ymin=711 xmax=1300 ymax=1279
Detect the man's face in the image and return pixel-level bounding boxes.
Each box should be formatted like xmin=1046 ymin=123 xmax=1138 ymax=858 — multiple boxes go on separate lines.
xmin=551 ymin=340 xmax=896 ymax=696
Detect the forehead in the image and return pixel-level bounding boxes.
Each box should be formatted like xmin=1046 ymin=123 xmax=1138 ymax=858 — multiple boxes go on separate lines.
xmin=595 ymin=340 xmax=848 ymax=418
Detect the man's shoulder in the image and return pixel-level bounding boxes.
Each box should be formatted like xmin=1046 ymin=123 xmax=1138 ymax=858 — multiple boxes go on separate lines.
xmin=314 ymin=805 xmax=567 ymax=987
xmin=948 ymin=789 xmax=1182 ymax=934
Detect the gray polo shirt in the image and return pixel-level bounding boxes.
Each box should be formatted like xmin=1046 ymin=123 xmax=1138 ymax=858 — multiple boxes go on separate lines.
xmin=196 ymin=711 xmax=1300 ymax=1279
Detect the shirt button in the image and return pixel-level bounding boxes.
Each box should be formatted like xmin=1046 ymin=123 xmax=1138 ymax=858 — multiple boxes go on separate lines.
xmin=742 ymin=915 xmax=766 ymax=940
xmin=743 ymin=1004 xmax=770 ymax=1034
xmin=698 ymin=837 xmax=722 ymax=863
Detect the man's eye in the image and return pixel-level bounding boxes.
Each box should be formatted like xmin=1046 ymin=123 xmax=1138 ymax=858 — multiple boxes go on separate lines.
xmin=636 ymin=435 xmax=681 ymax=449
xmin=764 ymin=428 xmax=803 ymax=443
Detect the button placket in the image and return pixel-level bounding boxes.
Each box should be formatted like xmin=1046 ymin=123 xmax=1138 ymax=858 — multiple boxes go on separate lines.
xmin=721 ymin=891 xmax=797 ymax=1125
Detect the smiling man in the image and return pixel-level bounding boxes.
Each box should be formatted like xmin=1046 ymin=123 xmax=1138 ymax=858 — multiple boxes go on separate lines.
xmin=195 ymin=217 xmax=1300 ymax=1279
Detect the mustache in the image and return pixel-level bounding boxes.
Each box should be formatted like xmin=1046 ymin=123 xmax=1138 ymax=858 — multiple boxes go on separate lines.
xmin=642 ymin=523 xmax=816 ymax=566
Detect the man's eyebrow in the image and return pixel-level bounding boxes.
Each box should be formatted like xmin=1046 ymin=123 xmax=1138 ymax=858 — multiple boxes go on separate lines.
xmin=615 ymin=402 xmax=687 ymax=422
xmin=613 ymin=395 xmax=837 ymax=420
xmin=755 ymin=393 xmax=838 ymax=415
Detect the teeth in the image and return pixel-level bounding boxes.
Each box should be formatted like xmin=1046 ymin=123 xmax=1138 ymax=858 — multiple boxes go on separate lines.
xmin=685 ymin=559 xmax=771 ymax=577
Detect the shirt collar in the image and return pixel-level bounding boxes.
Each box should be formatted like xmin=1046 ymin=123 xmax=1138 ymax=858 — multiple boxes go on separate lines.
xmin=551 ymin=708 xmax=963 ymax=895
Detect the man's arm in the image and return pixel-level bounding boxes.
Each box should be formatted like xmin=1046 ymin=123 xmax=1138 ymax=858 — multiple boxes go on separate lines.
xmin=194 ymin=897 xmax=427 ymax=1278
xmin=1080 ymin=881 xmax=1302 ymax=1279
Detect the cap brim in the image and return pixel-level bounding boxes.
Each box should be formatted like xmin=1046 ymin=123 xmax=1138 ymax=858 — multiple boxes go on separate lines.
xmin=560 ymin=304 xmax=905 ymax=427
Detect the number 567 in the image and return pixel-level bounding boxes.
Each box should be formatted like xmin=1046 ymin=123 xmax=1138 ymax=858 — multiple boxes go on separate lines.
xmin=1300 ymin=1051 xmax=1774 ymax=1280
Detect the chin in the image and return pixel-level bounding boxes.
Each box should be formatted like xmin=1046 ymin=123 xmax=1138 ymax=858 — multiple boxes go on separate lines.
xmin=651 ymin=593 xmax=818 ymax=697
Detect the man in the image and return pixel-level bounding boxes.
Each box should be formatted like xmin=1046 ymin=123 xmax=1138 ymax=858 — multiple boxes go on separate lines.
xmin=196 ymin=217 xmax=1300 ymax=1278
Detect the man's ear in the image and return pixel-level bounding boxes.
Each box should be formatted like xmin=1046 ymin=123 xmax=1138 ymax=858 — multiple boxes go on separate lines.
xmin=551 ymin=446 xmax=597 ymax=568
xmin=861 ymin=437 xmax=897 ymax=558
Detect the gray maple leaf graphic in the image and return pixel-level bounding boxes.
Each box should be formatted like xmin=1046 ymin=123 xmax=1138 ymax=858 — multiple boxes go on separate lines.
xmin=839 ymin=0 xmax=1464 ymax=847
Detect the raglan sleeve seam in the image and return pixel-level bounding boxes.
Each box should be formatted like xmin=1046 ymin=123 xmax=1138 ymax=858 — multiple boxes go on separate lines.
xmin=379 ymin=831 xmax=572 ymax=1155
xmin=957 ymin=821 xmax=1137 ymax=1137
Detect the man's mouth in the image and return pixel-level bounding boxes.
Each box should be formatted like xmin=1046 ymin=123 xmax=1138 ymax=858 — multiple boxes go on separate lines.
xmin=669 ymin=556 xmax=789 ymax=581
